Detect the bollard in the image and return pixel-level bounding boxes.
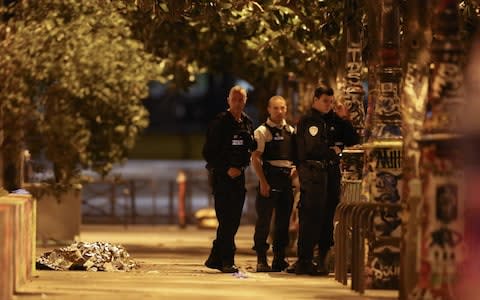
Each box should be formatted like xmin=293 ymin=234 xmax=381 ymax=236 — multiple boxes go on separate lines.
xmin=176 ymin=170 xmax=187 ymax=228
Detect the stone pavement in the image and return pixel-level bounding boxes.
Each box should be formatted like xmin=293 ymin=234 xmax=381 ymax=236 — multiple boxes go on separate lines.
xmin=14 ymin=225 xmax=398 ymax=300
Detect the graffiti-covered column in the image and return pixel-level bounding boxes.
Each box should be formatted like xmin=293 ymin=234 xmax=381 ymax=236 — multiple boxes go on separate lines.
xmin=410 ymin=1 xmax=465 ymax=299
xmin=400 ymin=0 xmax=432 ymax=299
xmin=362 ymin=0 xmax=403 ymax=290
xmin=341 ymin=0 xmax=366 ymax=184
xmin=459 ymin=28 xmax=480 ymax=300
xmin=363 ymin=0 xmax=403 ymax=202
xmin=344 ymin=0 xmax=366 ymax=136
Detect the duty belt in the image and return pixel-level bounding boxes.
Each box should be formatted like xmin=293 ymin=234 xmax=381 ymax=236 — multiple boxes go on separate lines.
xmin=263 ymin=164 xmax=292 ymax=175
xmin=304 ymin=159 xmax=338 ymax=169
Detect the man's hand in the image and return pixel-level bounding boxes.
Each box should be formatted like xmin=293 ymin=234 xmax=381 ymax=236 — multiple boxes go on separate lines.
xmin=330 ymin=146 xmax=342 ymax=155
xmin=227 ymin=167 xmax=242 ymax=178
xmin=335 ymin=102 xmax=351 ymax=120
xmin=290 ymin=168 xmax=297 ymax=178
xmin=259 ymin=180 xmax=271 ymax=197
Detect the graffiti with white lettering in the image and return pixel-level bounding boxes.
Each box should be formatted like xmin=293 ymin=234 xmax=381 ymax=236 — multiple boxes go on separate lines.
xmin=345 ymin=43 xmax=366 ymax=132
xmin=366 ymin=246 xmax=400 ymax=289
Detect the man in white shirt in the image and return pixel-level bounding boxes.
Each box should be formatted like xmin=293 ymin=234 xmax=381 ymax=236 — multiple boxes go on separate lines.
xmin=251 ymin=96 xmax=296 ymax=272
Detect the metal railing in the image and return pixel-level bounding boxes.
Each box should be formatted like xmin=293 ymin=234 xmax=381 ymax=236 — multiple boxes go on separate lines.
xmin=334 ymin=179 xmax=401 ymax=294
xmin=81 ymin=168 xmax=258 ymax=226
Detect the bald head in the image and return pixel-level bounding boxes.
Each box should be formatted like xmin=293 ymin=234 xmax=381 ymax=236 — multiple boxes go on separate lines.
xmin=268 ymin=95 xmax=286 ymax=107
xmin=267 ymin=95 xmax=288 ymax=124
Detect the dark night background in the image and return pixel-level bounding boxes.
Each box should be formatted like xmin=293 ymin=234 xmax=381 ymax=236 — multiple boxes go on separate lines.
xmin=133 ymin=74 xmax=261 ymax=160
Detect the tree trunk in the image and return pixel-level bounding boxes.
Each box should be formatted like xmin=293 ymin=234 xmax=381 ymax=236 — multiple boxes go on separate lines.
xmin=413 ymin=1 xmax=466 ymax=298
xmin=399 ymin=1 xmax=432 ymax=299
xmin=249 ymin=77 xmax=279 ymax=124
xmin=277 ymin=73 xmax=302 ymax=124
xmin=362 ymin=0 xmax=403 ymax=290
xmin=364 ymin=1 xmax=380 ymax=141
xmin=1 ymin=113 xmax=24 ymax=192
xmin=0 ymin=107 xmax=4 ymax=190
xmin=343 ymin=0 xmax=366 ymax=137
xmin=462 ymin=30 xmax=480 ymax=300
xmin=370 ymin=0 xmax=402 ymax=140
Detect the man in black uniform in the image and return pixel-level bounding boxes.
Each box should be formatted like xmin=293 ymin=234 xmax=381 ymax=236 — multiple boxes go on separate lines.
xmin=290 ymin=86 xmax=359 ymax=275
xmin=202 ymin=85 xmax=256 ymax=273
xmin=251 ymin=96 xmax=295 ymax=272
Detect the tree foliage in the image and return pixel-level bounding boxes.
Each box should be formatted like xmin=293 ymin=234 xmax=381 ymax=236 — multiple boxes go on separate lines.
xmin=3 ymin=0 xmax=476 ymax=192
xmin=131 ymin=0 xmax=344 ymax=88
xmin=459 ymin=0 xmax=480 ymax=46
xmin=0 ymin=0 xmax=167 ymax=190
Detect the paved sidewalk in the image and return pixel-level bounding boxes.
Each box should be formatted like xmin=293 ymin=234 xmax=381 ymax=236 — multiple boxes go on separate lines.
xmin=15 ymin=225 xmax=398 ymax=300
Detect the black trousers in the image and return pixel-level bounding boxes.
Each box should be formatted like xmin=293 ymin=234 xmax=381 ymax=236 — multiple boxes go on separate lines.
xmin=253 ymin=168 xmax=293 ymax=254
xmin=209 ymin=169 xmax=246 ymax=265
xmin=297 ymin=163 xmax=341 ymax=261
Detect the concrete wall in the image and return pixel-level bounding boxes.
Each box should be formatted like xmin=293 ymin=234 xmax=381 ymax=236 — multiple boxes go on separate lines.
xmin=0 ymin=204 xmax=14 ymax=300
xmin=0 ymin=193 xmax=36 ymax=299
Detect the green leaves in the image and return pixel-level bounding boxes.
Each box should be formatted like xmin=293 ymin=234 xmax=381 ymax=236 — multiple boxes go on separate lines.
xmin=0 ymin=0 xmax=350 ymax=192
xmin=0 ymin=0 xmax=168 ymax=190
xmin=130 ymin=0 xmax=344 ymax=86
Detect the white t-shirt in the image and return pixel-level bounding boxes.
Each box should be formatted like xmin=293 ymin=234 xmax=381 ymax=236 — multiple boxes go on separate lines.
xmin=254 ymin=118 xmax=295 ymax=168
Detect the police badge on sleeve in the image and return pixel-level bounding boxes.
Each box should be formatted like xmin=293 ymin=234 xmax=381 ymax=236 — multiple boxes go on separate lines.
xmin=308 ymin=126 xmax=318 ymax=136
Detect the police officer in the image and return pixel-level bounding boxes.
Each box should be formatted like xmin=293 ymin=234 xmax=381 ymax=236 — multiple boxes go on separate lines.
xmin=202 ymin=85 xmax=256 ymax=273
xmin=251 ymin=96 xmax=295 ymax=272
xmin=289 ymin=86 xmax=359 ymax=275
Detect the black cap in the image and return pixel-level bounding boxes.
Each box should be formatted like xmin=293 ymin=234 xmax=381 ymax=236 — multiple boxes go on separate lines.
xmin=314 ymin=86 xmax=334 ymax=98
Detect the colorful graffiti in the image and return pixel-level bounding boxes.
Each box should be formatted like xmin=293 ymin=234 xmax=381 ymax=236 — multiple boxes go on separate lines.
xmin=410 ymin=1 xmax=465 ymax=299
xmin=364 ymin=143 xmax=403 ymax=290
xmin=365 ymin=145 xmax=403 ymax=205
xmin=413 ymin=140 xmax=464 ymax=300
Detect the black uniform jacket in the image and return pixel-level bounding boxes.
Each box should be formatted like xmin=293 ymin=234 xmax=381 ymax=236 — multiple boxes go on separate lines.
xmin=295 ymin=109 xmax=359 ymax=166
xmin=202 ymin=111 xmax=256 ymax=171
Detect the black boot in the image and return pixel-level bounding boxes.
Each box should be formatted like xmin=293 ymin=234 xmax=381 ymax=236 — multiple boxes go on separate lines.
xmin=256 ymin=252 xmax=272 ymax=272
xmin=293 ymin=259 xmax=315 ymax=275
xmin=313 ymin=251 xmax=329 ymax=276
xmin=204 ymin=242 xmax=222 ymax=270
xmin=286 ymin=260 xmax=297 ymax=273
xmin=221 ymin=263 xmax=239 ymax=273
xmin=271 ymin=250 xmax=289 ymax=272
xmin=221 ymin=251 xmax=239 ymax=273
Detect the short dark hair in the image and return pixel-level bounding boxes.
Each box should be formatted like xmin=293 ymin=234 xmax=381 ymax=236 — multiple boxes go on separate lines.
xmin=314 ymin=86 xmax=334 ymax=98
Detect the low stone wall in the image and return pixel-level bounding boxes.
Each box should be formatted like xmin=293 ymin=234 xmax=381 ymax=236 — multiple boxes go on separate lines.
xmin=0 ymin=193 xmax=36 ymax=299
xmin=0 ymin=203 xmax=15 ymax=300
xmin=36 ymin=189 xmax=81 ymax=244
